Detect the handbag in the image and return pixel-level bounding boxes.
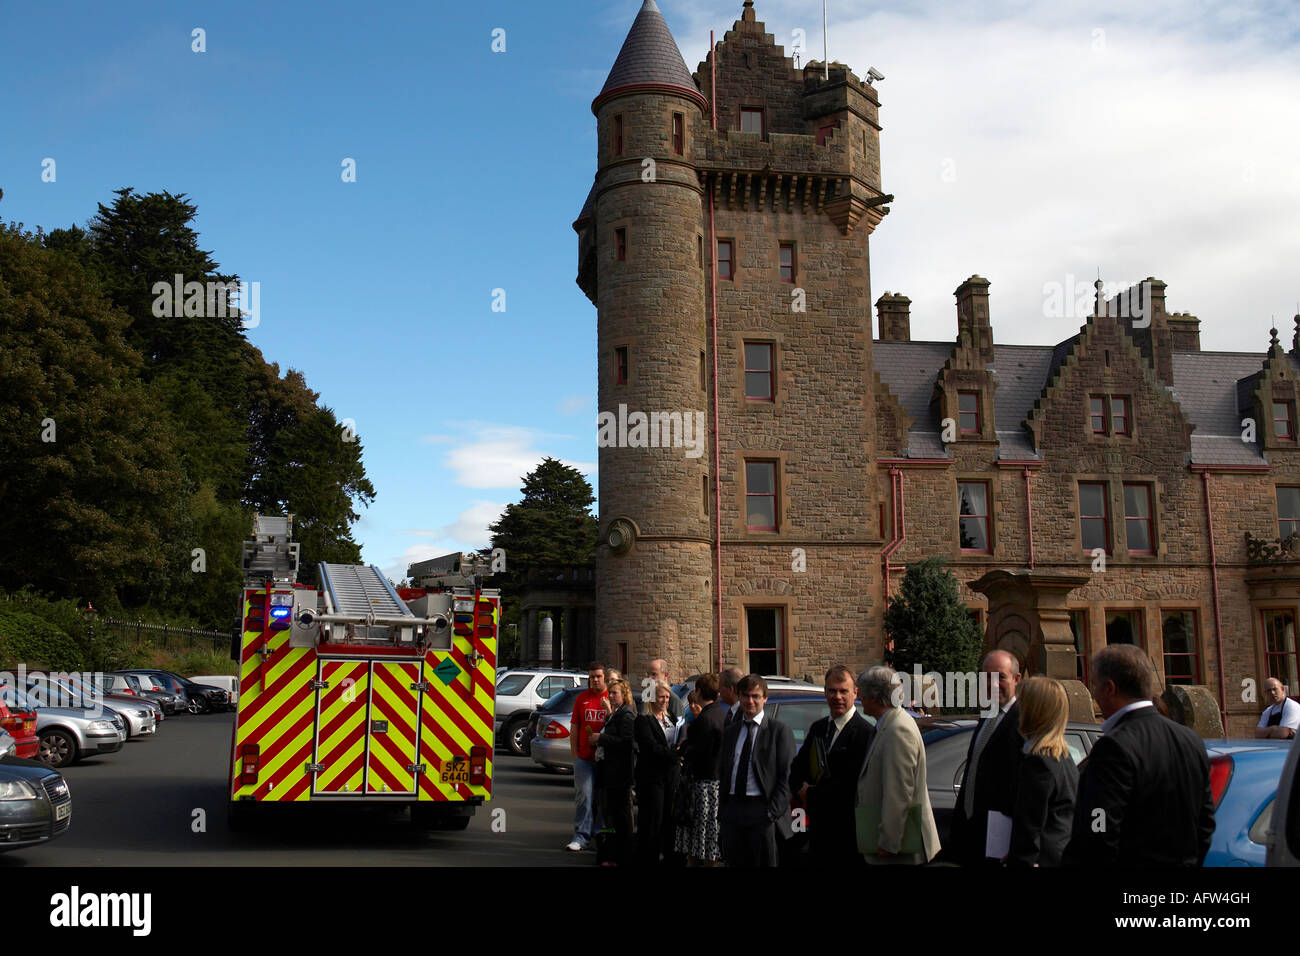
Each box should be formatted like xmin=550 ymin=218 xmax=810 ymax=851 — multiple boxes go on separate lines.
xmin=855 ymin=802 xmax=926 ymax=856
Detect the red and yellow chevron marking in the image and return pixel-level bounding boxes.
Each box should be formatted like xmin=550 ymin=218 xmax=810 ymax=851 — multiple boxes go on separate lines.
xmin=367 ymin=662 xmax=420 ymax=794
xmin=231 ymin=596 xmax=317 ymax=802
xmin=313 ymin=661 xmax=369 ymax=794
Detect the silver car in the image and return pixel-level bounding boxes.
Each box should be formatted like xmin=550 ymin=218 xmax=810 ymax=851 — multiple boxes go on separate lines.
xmin=26 ymin=675 xmax=157 ymax=739
xmin=0 ymin=685 xmax=125 ymax=769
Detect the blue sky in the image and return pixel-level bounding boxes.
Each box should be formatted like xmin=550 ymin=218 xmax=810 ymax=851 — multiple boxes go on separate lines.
xmin=4 ymin=0 xmax=1299 ymax=580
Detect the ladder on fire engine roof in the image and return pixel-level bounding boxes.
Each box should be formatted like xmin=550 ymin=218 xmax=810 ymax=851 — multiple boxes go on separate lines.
xmin=318 ymin=563 xmax=415 ymax=620
xmin=242 ymin=513 xmax=300 ymax=585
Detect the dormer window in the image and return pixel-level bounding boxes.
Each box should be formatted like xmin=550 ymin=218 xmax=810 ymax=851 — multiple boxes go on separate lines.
xmin=1274 ymin=400 xmax=1295 ymax=440
xmin=958 ymin=391 xmax=980 ymax=434
xmin=741 ymin=108 xmax=765 ymax=138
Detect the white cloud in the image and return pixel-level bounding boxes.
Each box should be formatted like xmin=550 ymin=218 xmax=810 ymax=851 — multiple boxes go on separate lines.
xmin=659 ymin=0 xmax=1300 ymax=351
xmin=440 ymin=424 xmax=595 ymax=489
xmin=384 ymin=502 xmax=510 ymax=580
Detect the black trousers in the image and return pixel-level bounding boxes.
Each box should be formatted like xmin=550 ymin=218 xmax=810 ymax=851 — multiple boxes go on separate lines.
xmin=602 ymin=785 xmax=633 ymax=865
xmin=635 ymin=774 xmax=679 ymax=865
xmin=719 ymin=796 xmax=777 ymax=867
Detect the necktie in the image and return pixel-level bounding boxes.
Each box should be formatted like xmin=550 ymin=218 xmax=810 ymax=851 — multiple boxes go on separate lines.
xmin=734 ymin=720 xmax=755 ymax=796
xmin=963 ymin=713 xmax=999 ymax=818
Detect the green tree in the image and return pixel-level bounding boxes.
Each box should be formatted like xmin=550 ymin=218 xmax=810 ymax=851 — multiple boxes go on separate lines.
xmin=487 ymin=458 xmax=597 ymax=665
xmin=884 ymin=558 xmax=983 ymax=680
xmin=0 ymin=223 xmax=193 ymax=610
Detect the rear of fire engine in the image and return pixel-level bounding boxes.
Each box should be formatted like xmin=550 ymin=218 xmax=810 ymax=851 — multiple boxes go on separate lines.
xmin=228 ymin=515 xmax=498 ymax=831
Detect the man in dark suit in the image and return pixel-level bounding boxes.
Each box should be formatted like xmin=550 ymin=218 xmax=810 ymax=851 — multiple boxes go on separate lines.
xmin=1064 ymin=644 xmax=1215 ymax=866
xmin=948 ymin=649 xmax=1024 ymax=865
xmin=789 ymin=664 xmax=873 ymax=866
xmin=718 ymin=673 xmax=795 ymax=866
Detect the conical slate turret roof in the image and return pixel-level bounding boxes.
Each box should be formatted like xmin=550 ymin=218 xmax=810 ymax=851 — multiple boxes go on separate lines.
xmin=593 ymin=0 xmax=707 ymax=114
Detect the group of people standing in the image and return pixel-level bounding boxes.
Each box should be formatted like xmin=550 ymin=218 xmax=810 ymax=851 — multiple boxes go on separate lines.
xmin=563 ymin=643 xmax=1220 ymax=867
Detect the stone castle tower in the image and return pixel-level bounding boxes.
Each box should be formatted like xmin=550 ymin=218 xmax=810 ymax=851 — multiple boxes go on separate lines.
xmin=574 ymin=0 xmax=892 ymax=678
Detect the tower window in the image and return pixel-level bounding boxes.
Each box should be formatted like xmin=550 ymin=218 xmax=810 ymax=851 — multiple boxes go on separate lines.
xmin=744 ymin=342 xmax=774 ymax=401
xmin=740 ymin=108 xmax=764 ymax=137
xmin=673 ymin=113 xmax=684 ymax=155
xmin=614 ymin=114 xmax=623 ymax=156
xmin=615 ymin=228 xmax=626 ymax=261
xmin=614 ymin=346 xmax=628 ymax=385
xmin=717 ymin=240 xmax=734 ymax=280
xmin=779 ymin=243 xmax=795 ymax=283
xmin=958 ymin=391 xmax=980 ymax=433
xmin=744 ymin=460 xmax=778 ymax=531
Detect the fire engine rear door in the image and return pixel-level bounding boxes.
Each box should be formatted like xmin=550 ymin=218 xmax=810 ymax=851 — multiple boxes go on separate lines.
xmin=366 ymin=661 xmax=421 ymax=794
xmin=311 ymin=660 xmax=369 ymax=796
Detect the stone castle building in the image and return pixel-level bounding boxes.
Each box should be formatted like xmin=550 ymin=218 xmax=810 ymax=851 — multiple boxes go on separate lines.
xmin=572 ymin=0 xmax=1298 ymax=735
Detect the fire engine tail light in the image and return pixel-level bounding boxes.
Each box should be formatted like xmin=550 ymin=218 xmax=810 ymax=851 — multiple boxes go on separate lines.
xmin=469 ymin=746 xmax=487 ymax=786
xmin=239 ymin=743 xmax=261 ymax=785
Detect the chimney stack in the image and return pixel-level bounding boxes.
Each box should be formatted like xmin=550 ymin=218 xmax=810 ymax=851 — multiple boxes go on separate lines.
xmin=954 ymin=275 xmax=994 ymax=365
xmin=876 ymin=292 xmax=911 ymax=342
xmin=1168 ymin=312 xmax=1201 ymax=351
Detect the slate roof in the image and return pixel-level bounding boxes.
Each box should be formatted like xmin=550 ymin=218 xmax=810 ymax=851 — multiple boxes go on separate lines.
xmin=595 ymin=0 xmax=703 ymax=110
xmin=873 ymin=338 xmax=1282 ymax=466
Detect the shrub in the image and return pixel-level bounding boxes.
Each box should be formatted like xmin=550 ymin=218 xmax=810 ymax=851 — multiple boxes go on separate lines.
xmin=0 ymin=608 xmax=86 ymax=671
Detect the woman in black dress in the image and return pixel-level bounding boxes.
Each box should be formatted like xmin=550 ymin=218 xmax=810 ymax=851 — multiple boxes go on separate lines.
xmin=594 ymin=678 xmax=637 ymax=866
xmin=634 ymin=680 xmax=681 ymax=865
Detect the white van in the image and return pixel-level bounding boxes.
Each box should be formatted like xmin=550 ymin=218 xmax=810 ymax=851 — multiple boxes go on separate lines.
xmin=190 ymin=675 xmax=240 ymax=705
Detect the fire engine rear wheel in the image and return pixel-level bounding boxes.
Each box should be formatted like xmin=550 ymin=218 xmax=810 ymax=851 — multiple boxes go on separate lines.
xmin=506 ymin=717 xmax=530 ymax=756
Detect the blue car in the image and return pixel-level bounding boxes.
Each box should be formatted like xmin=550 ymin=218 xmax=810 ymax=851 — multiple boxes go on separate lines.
xmin=1204 ymin=740 xmax=1292 ymax=867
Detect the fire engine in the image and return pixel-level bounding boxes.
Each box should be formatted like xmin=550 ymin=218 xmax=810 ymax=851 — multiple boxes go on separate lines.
xmin=227 ymin=515 xmax=498 ymax=831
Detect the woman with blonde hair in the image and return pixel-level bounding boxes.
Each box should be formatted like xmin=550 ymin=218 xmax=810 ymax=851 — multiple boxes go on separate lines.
xmin=593 ymin=677 xmax=637 ymax=866
xmin=1007 ymin=676 xmax=1079 ymax=867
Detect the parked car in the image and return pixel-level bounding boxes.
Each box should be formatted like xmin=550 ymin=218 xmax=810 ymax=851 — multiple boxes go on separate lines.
xmin=0 ymin=695 xmax=39 ymax=759
xmin=1268 ymin=735 xmax=1300 ymax=866
xmin=25 ymin=674 xmax=157 ymax=739
xmin=0 ymin=685 xmax=125 ymax=768
xmin=129 ymin=670 xmax=229 ymax=714
xmin=1204 ymin=739 xmax=1292 ymax=866
xmin=921 ymin=719 xmax=1103 ymax=846
xmin=496 ymin=669 xmax=587 ymax=756
xmin=107 ymin=672 xmax=180 ymax=716
xmin=0 ymin=750 xmax=72 ymax=851
xmin=528 ymin=687 xmax=587 ymax=773
xmin=190 ymin=674 xmax=239 ymax=705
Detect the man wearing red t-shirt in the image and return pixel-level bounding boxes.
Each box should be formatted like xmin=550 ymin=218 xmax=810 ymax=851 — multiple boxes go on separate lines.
xmin=566 ymin=663 xmax=609 ymax=852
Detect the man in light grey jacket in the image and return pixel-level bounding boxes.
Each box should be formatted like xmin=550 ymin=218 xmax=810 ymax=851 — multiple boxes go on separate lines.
xmin=855 ymin=665 xmax=941 ymax=865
